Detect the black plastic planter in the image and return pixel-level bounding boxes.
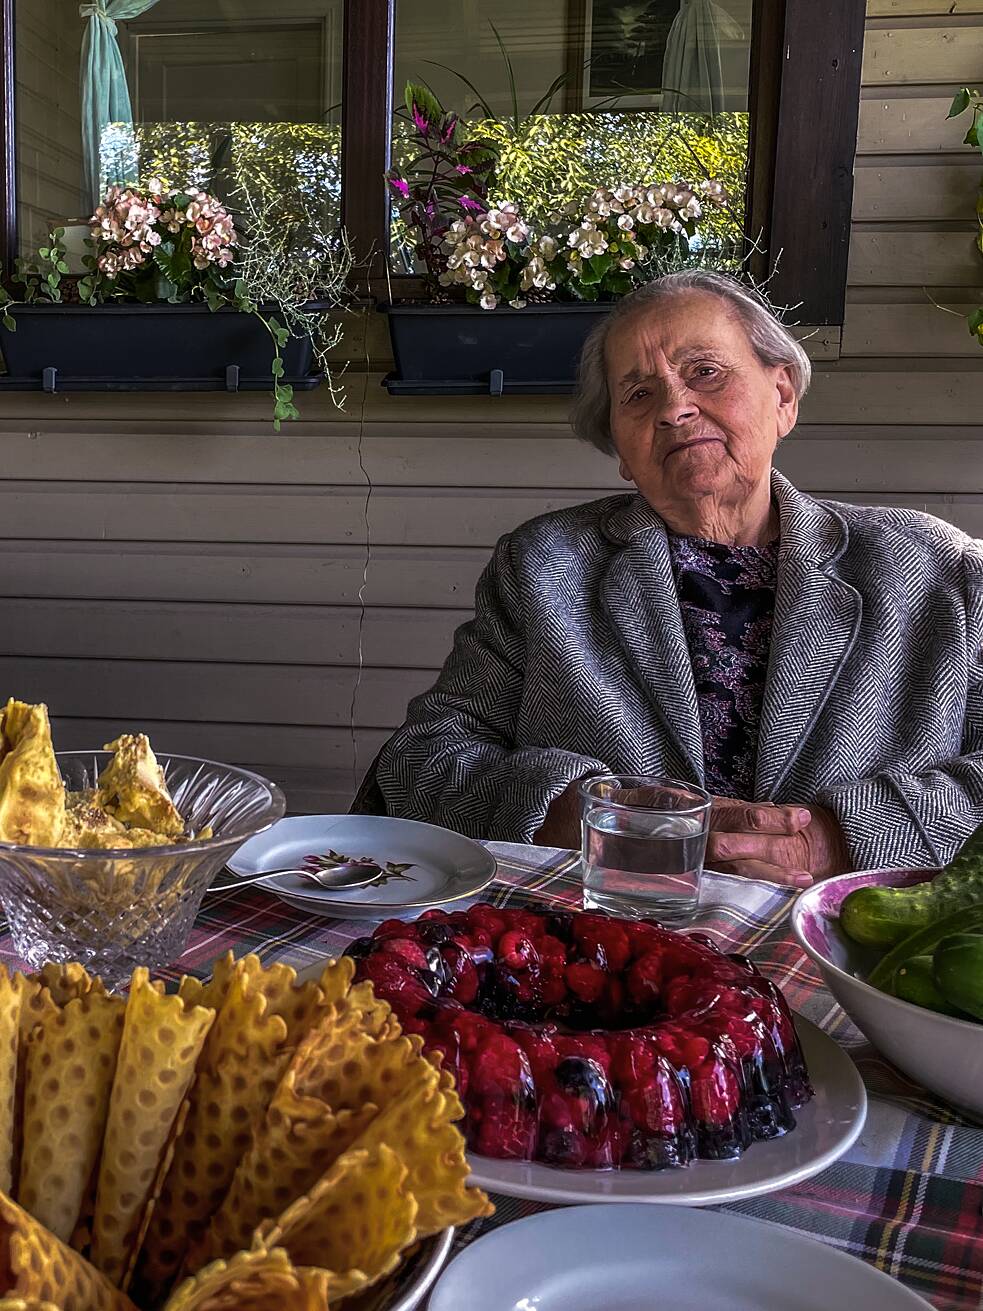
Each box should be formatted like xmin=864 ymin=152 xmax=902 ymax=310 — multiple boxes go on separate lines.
xmin=0 ymin=303 xmax=323 ymax=393
xmin=381 ymin=301 xmax=612 ymax=396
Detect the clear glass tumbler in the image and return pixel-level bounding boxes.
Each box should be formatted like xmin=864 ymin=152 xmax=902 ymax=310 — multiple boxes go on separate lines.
xmin=579 ymin=775 xmax=712 ymax=922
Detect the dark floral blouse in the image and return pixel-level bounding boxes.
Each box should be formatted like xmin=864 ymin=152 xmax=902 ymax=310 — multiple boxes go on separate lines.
xmin=667 ymin=533 xmax=779 ymax=800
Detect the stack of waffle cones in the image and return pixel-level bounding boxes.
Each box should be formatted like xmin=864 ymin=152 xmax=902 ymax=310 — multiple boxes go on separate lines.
xmin=0 ymin=953 xmax=492 ymax=1310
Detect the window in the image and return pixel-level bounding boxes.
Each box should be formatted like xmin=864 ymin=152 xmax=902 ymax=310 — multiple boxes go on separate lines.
xmin=0 ymin=0 xmax=867 ymax=327
xmin=12 ymin=0 xmax=342 ymax=261
xmin=390 ymin=1 xmax=753 ymax=276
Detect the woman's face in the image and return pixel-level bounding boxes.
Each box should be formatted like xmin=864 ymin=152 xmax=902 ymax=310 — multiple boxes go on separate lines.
xmin=605 ymin=291 xmax=798 ymax=519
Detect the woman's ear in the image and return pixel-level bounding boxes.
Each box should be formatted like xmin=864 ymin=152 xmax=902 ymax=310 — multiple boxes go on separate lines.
xmin=776 ymin=366 xmax=799 ymax=440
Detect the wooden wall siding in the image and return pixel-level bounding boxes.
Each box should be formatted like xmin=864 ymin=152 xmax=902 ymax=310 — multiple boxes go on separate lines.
xmin=0 ymin=0 xmax=981 ymax=813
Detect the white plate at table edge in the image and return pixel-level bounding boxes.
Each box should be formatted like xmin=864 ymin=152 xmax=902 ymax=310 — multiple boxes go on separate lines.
xmin=466 ymin=1014 xmax=866 ymax=1205
xmin=225 ymin=813 xmax=497 ymax=913
xmin=428 ymin=1204 xmax=932 ymax=1311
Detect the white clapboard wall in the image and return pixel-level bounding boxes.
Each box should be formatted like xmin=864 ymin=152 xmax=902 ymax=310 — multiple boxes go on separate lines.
xmin=1 ymin=0 xmax=982 ymax=812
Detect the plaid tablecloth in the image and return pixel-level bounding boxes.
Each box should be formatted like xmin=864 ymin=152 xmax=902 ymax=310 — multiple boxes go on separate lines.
xmin=3 ymin=843 xmax=981 ymax=1309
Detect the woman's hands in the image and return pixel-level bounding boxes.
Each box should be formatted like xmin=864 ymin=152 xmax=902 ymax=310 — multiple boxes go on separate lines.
xmin=706 ymin=797 xmax=851 ymax=888
xmin=536 ymin=783 xmax=851 ymax=888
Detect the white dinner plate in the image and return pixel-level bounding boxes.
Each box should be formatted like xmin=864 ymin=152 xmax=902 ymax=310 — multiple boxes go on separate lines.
xmin=429 ymin=1204 xmax=932 ymax=1311
xmin=467 ymin=1015 xmax=866 ymax=1205
xmin=225 ymin=814 xmax=496 ymax=919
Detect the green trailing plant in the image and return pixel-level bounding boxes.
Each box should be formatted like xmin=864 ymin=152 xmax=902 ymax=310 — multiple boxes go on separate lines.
xmin=0 ymin=179 xmax=350 ymax=427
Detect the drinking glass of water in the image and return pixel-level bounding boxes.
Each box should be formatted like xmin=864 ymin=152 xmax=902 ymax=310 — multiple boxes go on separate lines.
xmin=579 ymin=775 xmax=712 ymax=922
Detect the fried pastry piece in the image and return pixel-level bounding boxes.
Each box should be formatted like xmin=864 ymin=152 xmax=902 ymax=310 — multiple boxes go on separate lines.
xmin=0 ymin=701 xmax=65 ymax=847
xmin=96 ymin=735 xmax=184 ymax=837
xmin=59 ymin=796 xmax=131 ymax=850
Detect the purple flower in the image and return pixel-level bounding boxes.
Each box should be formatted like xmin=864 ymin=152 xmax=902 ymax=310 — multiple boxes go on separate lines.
xmin=459 ymin=195 xmax=484 ymax=213
xmin=455 ymin=163 xmax=472 ymax=175
xmin=388 ymin=176 xmax=410 ymax=198
xmin=411 ymin=103 xmax=431 ymax=136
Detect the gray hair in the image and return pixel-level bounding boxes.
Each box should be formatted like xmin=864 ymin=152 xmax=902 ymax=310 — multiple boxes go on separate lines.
xmin=570 ymin=270 xmax=812 ymax=456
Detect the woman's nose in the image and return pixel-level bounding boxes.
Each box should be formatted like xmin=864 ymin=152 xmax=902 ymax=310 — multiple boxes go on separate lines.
xmin=655 ymin=388 xmax=699 ymax=428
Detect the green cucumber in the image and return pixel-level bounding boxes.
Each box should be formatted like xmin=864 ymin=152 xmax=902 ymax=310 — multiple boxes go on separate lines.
xmin=867 ymin=902 xmax=983 ymax=992
xmin=840 ymin=821 xmax=983 ymax=948
xmin=932 ymin=934 xmax=983 ymax=1021
xmin=894 ymin=954 xmax=966 ymax=1016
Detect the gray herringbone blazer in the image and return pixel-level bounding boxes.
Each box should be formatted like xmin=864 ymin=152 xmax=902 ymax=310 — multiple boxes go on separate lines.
xmin=376 ymin=471 xmax=983 ymax=869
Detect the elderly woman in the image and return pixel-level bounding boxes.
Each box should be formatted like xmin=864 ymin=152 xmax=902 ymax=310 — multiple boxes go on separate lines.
xmin=372 ymin=270 xmax=983 ymax=886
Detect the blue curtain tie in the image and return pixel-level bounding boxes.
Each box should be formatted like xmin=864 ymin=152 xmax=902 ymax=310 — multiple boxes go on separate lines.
xmin=79 ymin=4 xmax=118 ymax=36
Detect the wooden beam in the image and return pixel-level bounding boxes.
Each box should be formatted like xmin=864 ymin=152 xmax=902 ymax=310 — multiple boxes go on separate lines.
xmin=340 ymin=0 xmax=394 ymax=279
xmin=766 ymin=0 xmax=867 ymax=323
xmin=0 ymin=0 xmax=15 ymax=277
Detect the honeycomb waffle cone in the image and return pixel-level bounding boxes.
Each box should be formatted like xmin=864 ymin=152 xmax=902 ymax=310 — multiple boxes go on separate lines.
xmin=12 ymin=977 xmax=60 ymax=1197
xmin=292 ymin=1023 xmax=426 ymax=1115
xmin=0 ymin=1298 xmax=65 ymax=1311
xmin=348 ymin=1075 xmax=493 ymax=1237
xmin=253 ymin=1144 xmax=417 ymax=1301
xmin=135 ymin=967 xmax=291 ymax=1300
xmin=0 ymin=1191 xmax=137 ymax=1311
xmin=18 ymin=991 xmax=125 ymax=1243
xmin=188 ymin=1071 xmax=379 ymax=1270
xmin=35 ymin=966 xmax=104 ymax=1008
xmin=120 ymin=1091 xmax=191 ymax=1295
xmin=162 ymin=1247 xmax=331 ymax=1311
xmin=0 ymin=969 xmax=21 ymax=1197
xmin=180 ymin=955 xmax=353 ymax=1051
xmin=91 ymin=969 xmax=214 ymax=1287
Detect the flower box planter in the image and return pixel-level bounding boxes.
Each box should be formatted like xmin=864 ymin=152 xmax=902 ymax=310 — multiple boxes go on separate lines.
xmin=380 ymin=302 xmax=612 ymax=396
xmin=0 ymin=303 xmax=325 ymax=392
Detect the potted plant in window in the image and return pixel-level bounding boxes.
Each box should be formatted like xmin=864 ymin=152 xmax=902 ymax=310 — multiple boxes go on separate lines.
xmin=0 ymin=175 xmax=351 ymax=427
xmin=381 ymin=82 xmax=735 ymax=396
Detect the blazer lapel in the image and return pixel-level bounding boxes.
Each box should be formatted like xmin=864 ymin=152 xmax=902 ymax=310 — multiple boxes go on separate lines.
xmin=601 ymin=496 xmax=705 ymax=783
xmin=755 ymin=473 xmax=863 ymax=799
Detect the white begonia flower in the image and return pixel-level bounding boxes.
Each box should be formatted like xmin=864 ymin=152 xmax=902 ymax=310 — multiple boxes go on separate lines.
xmin=538 ymin=235 xmax=558 ymax=261
xmin=633 ymin=203 xmax=657 ymax=224
xmin=509 ymin=298 xmax=527 ymax=308
xmin=617 ymin=213 xmax=635 ymax=232
xmin=480 ymin=291 xmax=498 ymax=309
xmin=679 ymin=195 xmax=703 ymax=219
xmin=505 ymin=221 xmax=527 ymax=243
xmin=619 ymin=257 xmax=635 ymax=270
xmin=646 ymin=185 xmax=668 ymax=206
xmin=653 ymin=207 xmax=677 ymax=228
xmin=614 ymin=184 xmax=637 ymax=205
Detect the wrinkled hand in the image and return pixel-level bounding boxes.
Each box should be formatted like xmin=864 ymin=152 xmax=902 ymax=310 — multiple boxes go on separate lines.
xmin=706 ymin=797 xmax=850 ymax=888
xmin=534 ymin=777 xmax=588 ymax=849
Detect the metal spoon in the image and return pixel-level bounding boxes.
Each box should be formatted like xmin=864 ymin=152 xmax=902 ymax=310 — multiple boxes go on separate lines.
xmin=274 ymin=861 xmax=384 ymax=892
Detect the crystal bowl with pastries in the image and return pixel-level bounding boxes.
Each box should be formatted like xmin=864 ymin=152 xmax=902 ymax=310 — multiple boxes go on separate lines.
xmin=0 ymin=699 xmax=285 ymax=985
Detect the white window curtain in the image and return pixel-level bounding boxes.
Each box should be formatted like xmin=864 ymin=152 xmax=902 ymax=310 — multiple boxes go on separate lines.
xmin=79 ymin=0 xmax=162 ymax=210
xmin=661 ymin=0 xmax=745 ymax=116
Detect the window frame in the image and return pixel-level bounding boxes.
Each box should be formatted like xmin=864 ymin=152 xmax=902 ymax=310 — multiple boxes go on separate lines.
xmin=0 ymin=0 xmax=865 ymax=327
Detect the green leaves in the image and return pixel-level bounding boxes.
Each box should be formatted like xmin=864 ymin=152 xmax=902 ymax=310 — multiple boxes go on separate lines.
xmin=405 ymin=81 xmax=445 ymax=132
xmin=948 ymin=87 xmax=972 ymax=118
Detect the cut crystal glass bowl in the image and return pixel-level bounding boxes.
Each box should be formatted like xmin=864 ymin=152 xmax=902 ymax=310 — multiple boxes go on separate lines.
xmin=0 ymin=752 xmax=285 ymax=987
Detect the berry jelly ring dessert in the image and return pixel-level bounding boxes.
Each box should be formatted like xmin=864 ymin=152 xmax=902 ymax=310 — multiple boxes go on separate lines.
xmin=346 ymin=903 xmax=812 ymax=1171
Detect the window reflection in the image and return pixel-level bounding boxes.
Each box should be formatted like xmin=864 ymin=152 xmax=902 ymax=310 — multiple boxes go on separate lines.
xmin=15 ymin=0 xmax=342 ymax=258
xmin=390 ymin=0 xmax=751 ymax=274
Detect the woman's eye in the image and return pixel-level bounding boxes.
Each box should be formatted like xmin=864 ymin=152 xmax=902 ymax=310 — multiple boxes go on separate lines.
xmin=691 ymin=365 xmax=720 ymax=382
xmin=627 ymin=387 xmax=649 ymax=403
